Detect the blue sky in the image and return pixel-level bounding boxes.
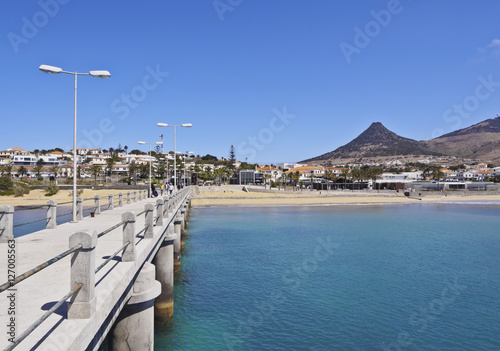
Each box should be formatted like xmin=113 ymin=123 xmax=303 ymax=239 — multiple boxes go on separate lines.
xmin=1 ymin=1 xmax=500 ymax=164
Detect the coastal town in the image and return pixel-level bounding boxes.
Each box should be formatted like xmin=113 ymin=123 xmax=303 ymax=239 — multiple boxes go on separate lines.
xmin=1 ymin=145 xmax=500 ymax=195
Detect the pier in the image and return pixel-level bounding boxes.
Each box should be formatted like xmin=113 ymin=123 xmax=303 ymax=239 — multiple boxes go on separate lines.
xmin=0 ymin=187 xmax=192 ymax=351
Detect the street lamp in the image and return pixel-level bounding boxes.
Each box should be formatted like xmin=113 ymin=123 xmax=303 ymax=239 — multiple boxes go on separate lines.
xmin=157 ymin=123 xmax=192 ymax=190
xmin=184 ymin=151 xmax=194 ymax=186
xmin=39 ymin=64 xmax=110 ymax=223
xmin=138 ymin=141 xmax=163 ymax=197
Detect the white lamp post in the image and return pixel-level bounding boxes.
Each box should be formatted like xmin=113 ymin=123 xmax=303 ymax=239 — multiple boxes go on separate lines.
xmin=138 ymin=141 xmax=163 ymax=197
xmin=39 ymin=64 xmax=110 ymax=223
xmin=157 ymin=123 xmax=192 ymax=190
xmin=184 ymin=151 xmax=194 ymax=186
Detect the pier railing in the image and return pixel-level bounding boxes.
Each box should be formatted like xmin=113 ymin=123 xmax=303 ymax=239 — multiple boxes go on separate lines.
xmin=0 ymin=190 xmax=151 ymax=239
xmin=0 ymin=187 xmax=191 ymax=350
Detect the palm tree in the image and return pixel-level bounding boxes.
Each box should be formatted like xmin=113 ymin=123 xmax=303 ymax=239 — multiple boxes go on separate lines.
xmin=89 ymin=164 xmax=102 ymax=185
xmin=106 ymin=154 xmax=120 ymax=178
xmin=50 ymin=165 xmax=60 ymax=179
xmin=340 ymin=168 xmax=350 ymax=190
xmin=33 ymin=164 xmax=44 ymax=178
xmin=17 ymin=166 xmax=27 ymax=178
xmin=128 ymin=161 xmax=139 ymax=185
xmin=124 ymin=145 xmax=128 ymax=154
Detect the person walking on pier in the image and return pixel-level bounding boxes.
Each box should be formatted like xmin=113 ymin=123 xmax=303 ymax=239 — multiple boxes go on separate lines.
xmin=169 ymin=183 xmax=173 ymax=194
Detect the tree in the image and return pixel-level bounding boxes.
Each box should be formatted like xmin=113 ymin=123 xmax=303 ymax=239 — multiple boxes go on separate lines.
xmin=89 ymin=164 xmax=102 ymax=185
xmin=228 ymin=145 xmax=236 ymax=170
xmin=33 ymin=164 xmax=44 ymax=178
xmin=201 ymin=154 xmax=218 ymax=162
xmin=36 ymin=158 xmax=44 ymax=167
xmin=124 ymin=145 xmax=128 ymax=154
xmin=128 ymin=161 xmax=139 ymax=185
xmin=340 ymin=168 xmax=350 ymax=190
xmin=50 ymin=165 xmax=60 ymax=179
xmin=17 ymin=166 xmax=27 ymax=178
xmin=0 ymin=164 xmax=13 ymax=177
xmin=106 ymin=154 xmax=120 ymax=178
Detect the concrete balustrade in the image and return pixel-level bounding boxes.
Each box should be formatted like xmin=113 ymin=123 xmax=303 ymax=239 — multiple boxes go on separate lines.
xmin=46 ymin=200 xmax=57 ymax=229
xmin=145 ymin=203 xmax=154 ymax=239
xmin=108 ymin=194 xmax=114 ymax=210
xmin=0 ymin=205 xmax=14 ymax=243
xmin=76 ymin=197 xmax=83 ymax=221
xmin=133 ymin=190 xmax=137 ymax=202
xmin=121 ymin=212 xmax=136 ymax=262
xmin=118 ymin=192 xmax=123 ymax=207
xmin=127 ymin=191 xmax=131 ymax=205
xmin=156 ymin=199 xmax=164 ymax=227
xmin=139 ymin=190 xmax=142 ymax=201
xmin=68 ymin=230 xmax=97 ymax=319
xmin=94 ymin=195 xmax=101 ymax=215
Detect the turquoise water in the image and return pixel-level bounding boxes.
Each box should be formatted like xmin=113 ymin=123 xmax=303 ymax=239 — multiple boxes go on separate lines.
xmin=156 ymin=203 xmax=500 ymax=350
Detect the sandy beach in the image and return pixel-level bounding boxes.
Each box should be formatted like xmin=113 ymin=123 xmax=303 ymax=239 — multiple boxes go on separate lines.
xmin=2 ymin=187 xmax=500 ymax=208
xmin=191 ymin=189 xmax=500 ymax=207
xmin=0 ymin=189 xmax=137 ymax=207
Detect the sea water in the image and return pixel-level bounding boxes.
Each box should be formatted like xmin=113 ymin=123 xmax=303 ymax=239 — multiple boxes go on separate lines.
xmin=156 ymin=203 xmax=500 ymax=350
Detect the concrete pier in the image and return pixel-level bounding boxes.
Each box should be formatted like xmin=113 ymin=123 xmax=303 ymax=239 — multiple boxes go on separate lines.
xmin=153 ymin=226 xmax=176 ymax=321
xmin=110 ymin=262 xmax=161 ymax=351
xmin=0 ymin=187 xmax=191 ymax=350
xmin=173 ymin=215 xmax=182 ymax=273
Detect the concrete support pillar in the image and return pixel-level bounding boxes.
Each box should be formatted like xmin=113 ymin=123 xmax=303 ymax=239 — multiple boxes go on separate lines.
xmin=76 ymin=197 xmax=83 ymax=221
xmin=122 ymin=212 xmax=136 ymax=262
xmin=174 ymin=216 xmax=182 ymax=273
xmin=46 ymin=200 xmax=57 ymax=229
xmin=153 ymin=228 xmax=176 ymax=321
xmin=138 ymin=190 xmax=142 ymax=201
xmin=111 ymin=262 xmax=161 ymax=351
xmin=127 ymin=191 xmax=131 ymax=205
xmin=118 ymin=192 xmax=123 ymax=207
xmin=156 ymin=199 xmax=164 ymax=227
xmin=68 ymin=230 xmax=97 ymax=319
xmin=145 ymin=204 xmax=154 ymax=239
xmin=143 ymin=190 xmax=147 ymax=199
xmin=94 ymin=195 xmax=101 ymax=215
xmin=0 ymin=205 xmax=14 ymax=243
xmin=108 ymin=194 xmax=114 ymax=210
xmin=133 ymin=191 xmax=137 ymax=202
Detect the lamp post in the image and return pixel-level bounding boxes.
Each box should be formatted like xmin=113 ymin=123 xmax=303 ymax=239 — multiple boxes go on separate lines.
xmin=39 ymin=64 xmax=110 ymax=223
xmin=184 ymin=151 xmax=194 ymax=186
xmin=138 ymin=141 xmax=163 ymax=197
xmin=157 ymin=123 xmax=192 ymax=190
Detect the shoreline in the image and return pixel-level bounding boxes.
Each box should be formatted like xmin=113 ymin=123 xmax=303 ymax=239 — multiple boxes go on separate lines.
xmin=191 ymin=190 xmax=500 ymax=207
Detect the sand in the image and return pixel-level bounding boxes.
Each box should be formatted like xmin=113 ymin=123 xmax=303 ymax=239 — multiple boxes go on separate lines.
xmin=3 ymin=188 xmax=500 ymax=208
xmin=0 ymin=189 xmax=135 ymax=207
xmin=191 ymin=190 xmax=500 ymax=207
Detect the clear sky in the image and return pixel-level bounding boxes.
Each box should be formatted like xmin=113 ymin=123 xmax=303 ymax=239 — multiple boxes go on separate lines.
xmin=1 ymin=1 xmax=500 ymax=164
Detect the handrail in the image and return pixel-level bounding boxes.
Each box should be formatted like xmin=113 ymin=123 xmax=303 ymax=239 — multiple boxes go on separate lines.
xmin=95 ymin=241 xmax=130 ymax=274
xmin=0 ymin=244 xmax=83 ymax=293
xmin=14 ymin=204 xmax=48 ymax=211
xmin=12 ymin=217 xmax=48 ymax=228
xmin=2 ymin=284 xmax=83 ymax=351
xmin=97 ymin=219 xmax=128 ymax=238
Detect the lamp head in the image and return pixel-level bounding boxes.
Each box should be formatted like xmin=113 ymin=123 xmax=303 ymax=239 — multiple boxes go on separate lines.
xmin=138 ymin=141 xmax=146 ymax=145
xmin=39 ymin=64 xmax=62 ymax=74
xmin=157 ymin=123 xmax=168 ymax=127
xmin=89 ymin=70 xmax=111 ymax=79
xmin=155 ymin=141 xmax=163 ymax=145
xmin=181 ymin=123 xmax=192 ymax=128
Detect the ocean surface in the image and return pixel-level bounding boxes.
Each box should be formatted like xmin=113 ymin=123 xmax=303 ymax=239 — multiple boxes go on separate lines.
xmin=156 ymin=203 xmax=500 ymax=351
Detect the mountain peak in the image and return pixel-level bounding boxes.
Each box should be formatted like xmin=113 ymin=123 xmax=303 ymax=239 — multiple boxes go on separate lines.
xmin=301 ymin=122 xmax=441 ymax=163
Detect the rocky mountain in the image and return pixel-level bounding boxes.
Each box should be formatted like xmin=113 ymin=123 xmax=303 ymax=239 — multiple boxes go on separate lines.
xmin=302 ymin=122 xmax=441 ymax=163
xmin=424 ymin=117 xmax=500 ymax=162
xmin=302 ymin=117 xmax=500 ymax=164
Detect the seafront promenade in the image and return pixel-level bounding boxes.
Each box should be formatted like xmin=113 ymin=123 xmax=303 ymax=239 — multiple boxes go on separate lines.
xmin=0 ymin=188 xmax=191 ymax=351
